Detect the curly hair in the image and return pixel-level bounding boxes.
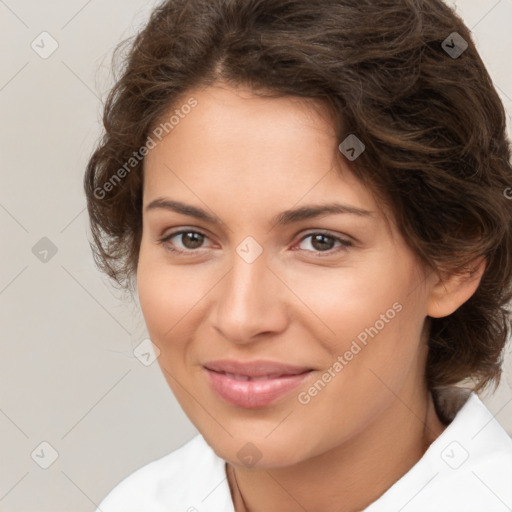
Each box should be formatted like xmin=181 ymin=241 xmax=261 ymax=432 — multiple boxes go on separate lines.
xmin=84 ymin=0 xmax=512 ymax=395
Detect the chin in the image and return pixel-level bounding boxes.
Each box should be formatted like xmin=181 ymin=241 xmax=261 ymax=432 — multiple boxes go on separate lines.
xmin=201 ymin=428 xmax=316 ymax=469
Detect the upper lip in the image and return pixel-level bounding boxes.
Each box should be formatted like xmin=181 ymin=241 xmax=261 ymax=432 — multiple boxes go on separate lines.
xmin=204 ymin=359 xmax=312 ymax=378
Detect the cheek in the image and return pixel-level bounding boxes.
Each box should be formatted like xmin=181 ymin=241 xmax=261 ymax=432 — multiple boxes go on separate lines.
xmin=310 ymin=253 xmax=426 ymax=377
xmin=137 ymin=244 xmax=182 ymax=340
xmin=293 ymin=260 xmax=407 ymax=343
xmin=136 ymin=244 xmax=212 ymax=346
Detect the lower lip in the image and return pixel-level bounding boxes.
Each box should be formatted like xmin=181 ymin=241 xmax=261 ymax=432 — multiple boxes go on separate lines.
xmin=205 ymin=368 xmax=312 ymax=408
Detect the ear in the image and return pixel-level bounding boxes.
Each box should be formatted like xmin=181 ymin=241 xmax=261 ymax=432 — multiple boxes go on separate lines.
xmin=427 ymin=257 xmax=486 ymax=318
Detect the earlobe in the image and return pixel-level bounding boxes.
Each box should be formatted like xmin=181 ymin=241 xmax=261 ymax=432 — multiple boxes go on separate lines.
xmin=427 ymin=257 xmax=486 ymax=318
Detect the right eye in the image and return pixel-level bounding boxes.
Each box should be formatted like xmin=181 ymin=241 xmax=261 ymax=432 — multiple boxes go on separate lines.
xmin=159 ymin=229 xmax=212 ymax=254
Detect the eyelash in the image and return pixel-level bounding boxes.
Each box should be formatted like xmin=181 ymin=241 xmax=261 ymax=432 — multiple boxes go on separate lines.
xmin=157 ymin=229 xmax=354 ymax=257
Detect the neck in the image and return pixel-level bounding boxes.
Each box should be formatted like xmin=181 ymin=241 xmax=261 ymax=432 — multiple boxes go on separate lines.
xmin=227 ymin=385 xmax=446 ymax=512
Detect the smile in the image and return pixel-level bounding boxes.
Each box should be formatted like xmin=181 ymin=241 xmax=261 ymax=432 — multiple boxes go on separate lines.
xmin=203 ymin=359 xmax=313 ymax=408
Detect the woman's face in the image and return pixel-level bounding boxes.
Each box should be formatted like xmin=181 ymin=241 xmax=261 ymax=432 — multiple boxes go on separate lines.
xmin=137 ymin=83 xmax=436 ymax=468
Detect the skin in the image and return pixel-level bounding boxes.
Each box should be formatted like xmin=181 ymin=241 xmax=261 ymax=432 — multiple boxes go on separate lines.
xmin=137 ymin=82 xmax=486 ymax=512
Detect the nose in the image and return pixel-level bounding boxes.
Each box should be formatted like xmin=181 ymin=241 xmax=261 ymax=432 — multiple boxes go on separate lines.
xmin=212 ymin=245 xmax=289 ymax=344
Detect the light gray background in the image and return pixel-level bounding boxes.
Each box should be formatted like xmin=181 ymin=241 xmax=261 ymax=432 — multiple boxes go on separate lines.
xmin=0 ymin=1 xmax=511 ymax=511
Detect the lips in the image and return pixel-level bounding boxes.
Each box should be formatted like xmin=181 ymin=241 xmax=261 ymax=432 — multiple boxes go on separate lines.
xmin=203 ymin=359 xmax=313 ymax=408
xmin=204 ymin=359 xmax=312 ymax=378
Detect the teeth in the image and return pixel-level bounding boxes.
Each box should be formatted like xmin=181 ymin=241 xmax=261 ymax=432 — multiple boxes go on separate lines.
xmin=223 ymin=372 xmax=282 ymax=381
xmin=225 ymin=372 xmax=250 ymax=381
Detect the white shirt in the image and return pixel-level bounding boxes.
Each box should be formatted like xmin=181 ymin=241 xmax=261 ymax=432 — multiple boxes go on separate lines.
xmin=96 ymin=391 xmax=512 ymax=512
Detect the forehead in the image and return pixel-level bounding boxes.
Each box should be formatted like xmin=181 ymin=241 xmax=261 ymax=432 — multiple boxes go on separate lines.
xmin=142 ymin=83 xmax=394 ymax=233
xmin=146 ymin=86 xmax=338 ymax=183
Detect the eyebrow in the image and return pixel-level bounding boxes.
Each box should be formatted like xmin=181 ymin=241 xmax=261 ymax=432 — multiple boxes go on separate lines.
xmin=145 ymin=198 xmax=374 ymax=226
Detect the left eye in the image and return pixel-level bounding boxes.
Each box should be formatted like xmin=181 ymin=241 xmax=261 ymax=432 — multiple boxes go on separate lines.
xmin=296 ymin=232 xmax=353 ymax=254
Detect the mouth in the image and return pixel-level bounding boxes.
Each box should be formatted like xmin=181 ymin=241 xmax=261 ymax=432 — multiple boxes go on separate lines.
xmin=203 ymin=359 xmax=314 ymax=408
xmin=215 ymin=372 xmax=303 ymax=381
xmin=203 ymin=359 xmax=313 ymax=378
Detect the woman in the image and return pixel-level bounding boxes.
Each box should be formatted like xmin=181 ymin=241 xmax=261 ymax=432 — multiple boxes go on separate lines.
xmin=85 ymin=0 xmax=512 ymax=510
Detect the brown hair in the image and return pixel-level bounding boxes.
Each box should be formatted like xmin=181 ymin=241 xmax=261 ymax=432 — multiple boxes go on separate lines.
xmin=84 ymin=0 xmax=512 ymax=395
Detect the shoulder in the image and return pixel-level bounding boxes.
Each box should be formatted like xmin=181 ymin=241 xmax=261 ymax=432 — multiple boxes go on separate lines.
xmin=365 ymin=391 xmax=512 ymax=512
xmin=96 ymin=434 xmax=234 ymax=512
xmin=424 ymin=392 xmax=512 ymax=509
